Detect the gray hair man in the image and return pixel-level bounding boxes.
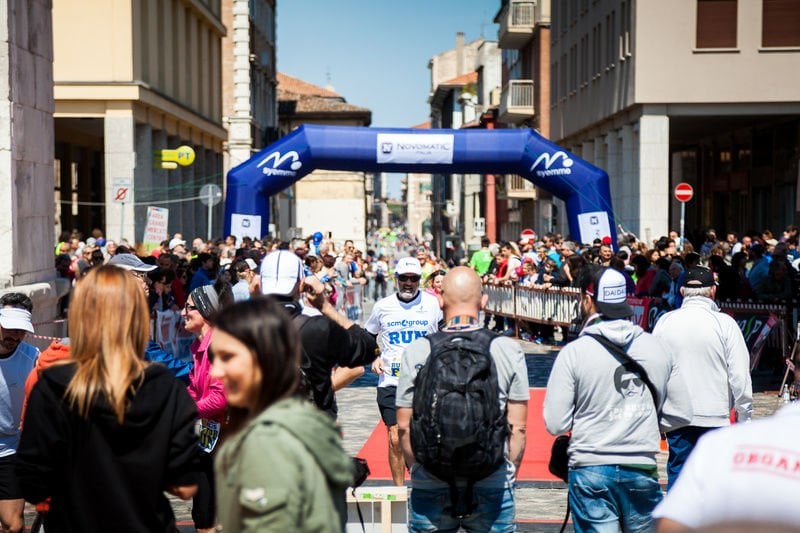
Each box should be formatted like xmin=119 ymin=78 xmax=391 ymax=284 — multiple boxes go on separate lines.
xmin=652 ymin=266 xmax=752 ymax=490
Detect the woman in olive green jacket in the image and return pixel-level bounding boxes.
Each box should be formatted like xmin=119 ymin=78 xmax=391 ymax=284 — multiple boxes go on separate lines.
xmin=210 ymin=297 xmax=353 ymax=532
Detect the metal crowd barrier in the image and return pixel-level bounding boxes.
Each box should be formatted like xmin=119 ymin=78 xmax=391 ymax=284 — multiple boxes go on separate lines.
xmin=484 ymin=285 xmax=796 ymax=362
xmin=483 ymin=284 xmax=581 ymax=327
xmin=343 ymin=283 xmax=363 ymax=321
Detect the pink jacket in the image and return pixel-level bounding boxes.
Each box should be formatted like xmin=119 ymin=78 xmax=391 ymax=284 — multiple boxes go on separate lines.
xmin=187 ymin=330 xmax=226 ymax=422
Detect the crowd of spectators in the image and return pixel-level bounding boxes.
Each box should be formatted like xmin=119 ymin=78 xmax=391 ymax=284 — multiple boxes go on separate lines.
xmin=468 ymin=225 xmax=800 ymax=342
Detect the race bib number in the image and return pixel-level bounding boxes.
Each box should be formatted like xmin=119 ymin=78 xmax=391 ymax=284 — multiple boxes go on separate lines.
xmin=197 ymin=418 xmax=221 ymax=453
xmin=390 ymin=361 xmax=401 ymax=377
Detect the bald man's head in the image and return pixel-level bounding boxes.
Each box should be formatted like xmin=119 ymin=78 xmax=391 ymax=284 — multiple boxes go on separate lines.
xmin=442 ymin=267 xmax=483 ymax=311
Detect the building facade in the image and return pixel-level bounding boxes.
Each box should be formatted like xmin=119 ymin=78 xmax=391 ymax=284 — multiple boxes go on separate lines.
xmin=53 ymin=0 xmax=227 ymax=245
xmin=428 ymin=33 xmax=501 ymax=258
xmin=494 ymin=0 xmax=554 ymax=240
xmin=0 ymin=0 xmax=66 ymax=337
xmin=221 ymin=0 xmax=277 ymax=176
xmin=276 ymin=73 xmax=372 ymax=250
xmin=551 ymin=0 xmax=800 ymax=244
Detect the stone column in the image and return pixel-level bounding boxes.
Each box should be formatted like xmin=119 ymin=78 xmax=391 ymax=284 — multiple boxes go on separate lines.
xmin=180 ymin=136 xmax=195 ymax=234
xmin=620 ymin=124 xmax=636 ymax=237
xmin=226 ymin=0 xmax=252 ymax=173
xmin=151 ymin=128 xmax=170 ymax=235
xmin=134 ymin=122 xmax=153 ymax=243
xmin=638 ymin=112 xmax=670 ymax=242
xmin=605 ymin=130 xmax=620 ymax=227
xmin=104 ymin=111 xmax=136 ymax=243
xmin=594 ymin=134 xmax=607 ymax=174
xmin=581 ymin=140 xmax=595 ymax=165
xmin=0 ymin=0 xmax=66 ymax=337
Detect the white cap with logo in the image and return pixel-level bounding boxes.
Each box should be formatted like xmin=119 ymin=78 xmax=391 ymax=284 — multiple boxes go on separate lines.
xmin=395 ymin=257 xmax=422 ymax=277
xmin=588 ymin=268 xmax=633 ymax=319
xmin=260 ymin=250 xmax=305 ymax=296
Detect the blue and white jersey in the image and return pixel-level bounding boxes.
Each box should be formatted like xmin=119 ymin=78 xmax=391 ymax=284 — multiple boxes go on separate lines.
xmin=0 ymin=341 xmax=38 ymax=457
xmin=365 ymin=291 xmax=441 ymax=388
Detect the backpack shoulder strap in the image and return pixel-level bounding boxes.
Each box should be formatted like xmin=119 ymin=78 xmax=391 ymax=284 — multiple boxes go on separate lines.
xmin=426 ymin=328 xmax=498 ymax=352
xmin=293 ymin=313 xmax=311 ymax=331
xmin=584 ymin=333 xmax=660 ymax=410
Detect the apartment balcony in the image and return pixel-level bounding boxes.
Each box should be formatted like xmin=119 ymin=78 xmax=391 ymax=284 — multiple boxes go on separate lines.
xmin=495 ymin=1 xmax=548 ymax=49
xmin=498 ymin=79 xmax=535 ymax=124
xmin=497 ymin=174 xmax=538 ymax=200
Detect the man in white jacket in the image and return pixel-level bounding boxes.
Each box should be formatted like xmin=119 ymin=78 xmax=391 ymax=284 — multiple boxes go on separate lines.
xmin=652 ymin=265 xmax=752 ymax=490
xmin=544 ymin=266 xmax=692 ymax=533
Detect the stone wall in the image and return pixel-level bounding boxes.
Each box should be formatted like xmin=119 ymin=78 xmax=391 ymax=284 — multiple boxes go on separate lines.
xmin=0 ymin=0 xmax=67 ymax=341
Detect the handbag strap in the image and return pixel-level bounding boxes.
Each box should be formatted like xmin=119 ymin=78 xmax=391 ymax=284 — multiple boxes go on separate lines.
xmin=584 ymin=333 xmax=660 ymax=411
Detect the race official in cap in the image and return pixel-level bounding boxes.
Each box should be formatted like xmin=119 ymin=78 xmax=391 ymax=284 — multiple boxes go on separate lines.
xmin=259 ymin=250 xmax=379 ymax=419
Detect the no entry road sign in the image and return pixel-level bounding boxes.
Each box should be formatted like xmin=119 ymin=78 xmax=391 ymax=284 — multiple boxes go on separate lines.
xmin=674 ymin=182 xmax=694 ymax=203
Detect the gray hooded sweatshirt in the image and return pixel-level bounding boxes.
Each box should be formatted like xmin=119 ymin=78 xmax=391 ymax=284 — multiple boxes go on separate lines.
xmin=544 ymin=317 xmax=693 ymax=468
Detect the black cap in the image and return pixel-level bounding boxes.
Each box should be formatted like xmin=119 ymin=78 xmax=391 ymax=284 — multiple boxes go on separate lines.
xmin=683 ymin=266 xmax=715 ymax=288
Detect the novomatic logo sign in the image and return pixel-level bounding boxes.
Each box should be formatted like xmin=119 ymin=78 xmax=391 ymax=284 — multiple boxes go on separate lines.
xmin=376 ymin=133 xmax=454 ymax=165
xmin=257 ymin=150 xmax=303 ymax=177
xmin=531 ymin=151 xmax=573 ymax=178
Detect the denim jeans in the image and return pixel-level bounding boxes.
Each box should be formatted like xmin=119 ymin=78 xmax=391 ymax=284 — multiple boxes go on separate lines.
xmin=568 ymin=465 xmax=662 ymax=533
xmin=408 ymin=464 xmax=515 ymax=533
xmin=666 ymin=426 xmax=713 ymax=491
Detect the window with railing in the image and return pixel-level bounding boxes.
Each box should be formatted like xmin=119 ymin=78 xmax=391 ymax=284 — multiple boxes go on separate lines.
xmin=507 ymin=80 xmax=534 ymax=107
xmin=510 ymin=1 xmax=536 ymax=26
xmin=507 ymin=174 xmax=527 ymax=190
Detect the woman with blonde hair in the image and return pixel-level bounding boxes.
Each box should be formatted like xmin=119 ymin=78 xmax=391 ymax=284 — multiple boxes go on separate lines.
xmin=16 ymin=265 xmax=201 ymax=532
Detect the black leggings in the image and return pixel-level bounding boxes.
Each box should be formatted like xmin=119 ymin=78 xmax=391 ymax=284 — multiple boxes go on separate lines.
xmin=192 ymin=451 xmax=216 ymax=529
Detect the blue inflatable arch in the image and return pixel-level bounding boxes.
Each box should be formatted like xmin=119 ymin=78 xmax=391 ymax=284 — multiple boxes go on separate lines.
xmin=224 ymin=125 xmax=616 ymax=245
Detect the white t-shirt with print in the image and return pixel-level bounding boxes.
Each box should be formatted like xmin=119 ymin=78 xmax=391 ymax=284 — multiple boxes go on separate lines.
xmin=365 ymin=291 xmax=441 ymax=388
xmin=653 ymin=402 xmax=800 ymax=528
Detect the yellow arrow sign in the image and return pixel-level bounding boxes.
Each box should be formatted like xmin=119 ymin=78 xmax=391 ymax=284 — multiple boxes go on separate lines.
xmin=157 ymin=145 xmax=196 ymax=168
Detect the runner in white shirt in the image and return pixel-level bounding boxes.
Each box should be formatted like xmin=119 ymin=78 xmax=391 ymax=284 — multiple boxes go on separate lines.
xmin=366 ymin=257 xmax=441 ymax=486
xmin=654 ymin=402 xmax=800 ymax=532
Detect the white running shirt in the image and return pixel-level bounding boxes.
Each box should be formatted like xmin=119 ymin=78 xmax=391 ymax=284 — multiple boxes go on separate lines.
xmin=365 ymin=291 xmax=441 ymax=388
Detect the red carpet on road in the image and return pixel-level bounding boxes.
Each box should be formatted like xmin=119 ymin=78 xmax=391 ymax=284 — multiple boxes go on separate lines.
xmin=356 ymin=389 xmax=561 ymax=482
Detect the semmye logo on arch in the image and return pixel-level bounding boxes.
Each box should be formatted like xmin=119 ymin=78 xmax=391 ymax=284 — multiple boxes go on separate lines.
xmin=257 ymin=150 xmax=303 ymax=177
xmin=530 ymin=151 xmax=574 ymax=178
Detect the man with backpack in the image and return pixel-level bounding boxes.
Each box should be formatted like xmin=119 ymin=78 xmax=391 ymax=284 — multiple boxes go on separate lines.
xmin=396 ymin=267 xmax=528 ymax=532
xmin=261 ymin=250 xmax=379 ymax=418
xmin=543 ymin=266 xmax=693 ymax=533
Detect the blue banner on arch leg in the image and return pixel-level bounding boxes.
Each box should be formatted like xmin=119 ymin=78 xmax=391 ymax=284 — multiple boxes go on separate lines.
xmin=224 ymin=124 xmax=615 ymax=245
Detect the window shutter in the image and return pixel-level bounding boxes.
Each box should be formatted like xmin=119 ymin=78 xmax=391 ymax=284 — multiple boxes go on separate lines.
xmin=696 ymin=0 xmax=738 ymax=48
xmin=763 ymin=0 xmax=800 ymax=47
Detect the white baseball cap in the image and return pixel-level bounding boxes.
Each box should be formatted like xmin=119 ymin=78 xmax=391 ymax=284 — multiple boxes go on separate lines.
xmin=0 ymin=308 xmax=34 ymax=333
xmin=587 ymin=268 xmax=632 ymax=319
xmin=260 ymin=250 xmax=305 ymax=296
xmin=395 ymin=257 xmax=422 ymax=277
xmin=108 ymin=253 xmax=157 ymax=272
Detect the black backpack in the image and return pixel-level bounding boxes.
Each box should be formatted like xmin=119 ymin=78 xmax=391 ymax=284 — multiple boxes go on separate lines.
xmin=410 ymin=329 xmax=507 ymax=517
